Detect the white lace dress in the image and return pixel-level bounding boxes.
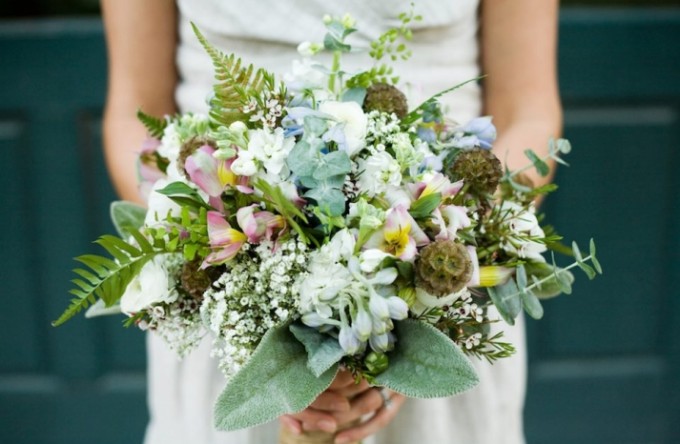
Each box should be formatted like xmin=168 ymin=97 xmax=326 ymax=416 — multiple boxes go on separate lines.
xmin=144 ymin=1 xmax=527 ymax=443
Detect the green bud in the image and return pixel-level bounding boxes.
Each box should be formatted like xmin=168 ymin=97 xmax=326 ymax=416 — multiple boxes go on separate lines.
xmin=398 ymin=287 xmax=417 ymax=307
xmin=365 ymin=351 xmax=389 ymax=375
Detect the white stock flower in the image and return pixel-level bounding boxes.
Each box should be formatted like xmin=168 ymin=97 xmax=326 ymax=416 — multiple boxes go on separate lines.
xmin=157 ymin=123 xmax=181 ymax=163
xmin=356 ymin=152 xmax=402 ymax=197
xmin=319 ymin=101 xmax=368 ymax=157
xmin=120 ymin=255 xmax=178 ymax=314
xmin=232 ymin=127 xmax=295 ymax=179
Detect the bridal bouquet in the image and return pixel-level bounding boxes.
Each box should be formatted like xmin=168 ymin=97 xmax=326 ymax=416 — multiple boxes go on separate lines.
xmin=55 ymin=11 xmax=601 ymax=439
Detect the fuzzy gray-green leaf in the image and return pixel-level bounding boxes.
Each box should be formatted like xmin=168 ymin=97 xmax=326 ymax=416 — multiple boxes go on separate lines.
xmin=110 ymin=201 xmax=147 ymax=238
xmin=374 ymin=320 xmax=478 ymax=398
xmin=290 ymin=323 xmax=345 ymax=377
xmin=214 ymin=323 xmax=338 ymax=431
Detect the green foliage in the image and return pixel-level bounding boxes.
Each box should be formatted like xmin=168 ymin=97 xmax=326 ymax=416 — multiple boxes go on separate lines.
xmin=287 ymin=138 xmax=351 ymax=217
xmin=409 ymin=192 xmax=442 ymax=219
xmin=191 ymin=23 xmax=278 ymax=127
xmin=214 ymin=323 xmax=338 ymax=431
xmin=110 ymin=201 xmax=146 ymax=238
xmin=524 ymin=262 xmax=575 ymax=299
xmin=368 ymin=9 xmax=420 ymax=62
xmin=156 ymin=181 xmax=213 ymax=212
xmin=253 ymin=179 xmax=314 ymax=245
xmin=346 ymin=64 xmax=398 ymax=88
xmin=524 ymin=149 xmax=550 ymax=177
xmin=374 ymin=320 xmax=478 ymax=398
xmin=136 ymin=109 xmax=167 ymax=138
xmin=289 ymin=323 xmax=345 ymax=377
xmin=53 ymin=230 xmax=164 ymax=326
xmin=487 ymin=278 xmax=522 ymax=325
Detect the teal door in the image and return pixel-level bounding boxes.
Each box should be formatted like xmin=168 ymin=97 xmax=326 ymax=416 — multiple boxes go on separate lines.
xmin=1 ymin=9 xmax=678 ymax=444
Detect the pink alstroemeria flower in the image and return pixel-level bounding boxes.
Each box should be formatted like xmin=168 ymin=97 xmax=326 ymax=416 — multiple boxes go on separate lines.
xmin=433 ymin=205 xmax=472 ymax=241
xmin=202 ymin=211 xmax=247 ymax=268
xmin=185 ymin=146 xmax=253 ymax=206
xmin=408 ymin=173 xmax=463 ymax=201
xmin=236 ymin=205 xmax=286 ymax=244
xmin=364 ymin=205 xmax=429 ymax=261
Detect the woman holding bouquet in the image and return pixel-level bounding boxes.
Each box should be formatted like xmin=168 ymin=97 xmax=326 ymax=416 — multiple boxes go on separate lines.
xmin=101 ymin=0 xmax=561 ymax=443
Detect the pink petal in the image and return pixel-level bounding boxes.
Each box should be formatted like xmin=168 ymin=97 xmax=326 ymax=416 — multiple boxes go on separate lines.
xmin=186 ymin=148 xmax=222 ymax=196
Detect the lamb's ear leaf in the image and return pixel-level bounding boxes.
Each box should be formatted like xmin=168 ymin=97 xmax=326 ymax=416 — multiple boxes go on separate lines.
xmin=374 ymin=319 xmax=478 ymax=398
xmin=214 ymin=323 xmax=338 ymax=431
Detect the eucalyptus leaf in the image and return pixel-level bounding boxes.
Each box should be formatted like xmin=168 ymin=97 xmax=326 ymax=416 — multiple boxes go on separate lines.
xmin=303 ymin=116 xmax=328 ymax=139
xmin=516 ymin=264 xmax=528 ymax=290
xmin=524 ymin=149 xmax=549 ymax=177
xmin=487 ymin=279 xmax=522 ymax=325
xmin=520 ymin=290 xmax=544 ymax=320
xmin=525 ymin=262 xmax=575 ymax=299
xmin=313 ymin=151 xmax=352 ymax=180
xmin=374 ymin=320 xmax=478 ymax=398
xmin=577 ymin=261 xmax=597 ymax=280
xmin=571 ymin=241 xmax=583 ymax=262
xmin=110 ymin=201 xmax=146 ymax=238
xmin=342 ymin=87 xmax=367 ymax=106
xmin=214 ymin=323 xmax=338 ymax=431
xmin=304 ymin=186 xmax=346 ymax=216
xmin=591 ymin=255 xmax=603 ymax=274
xmin=288 ymin=141 xmax=319 ymax=177
xmin=290 ymin=323 xmax=345 ymax=377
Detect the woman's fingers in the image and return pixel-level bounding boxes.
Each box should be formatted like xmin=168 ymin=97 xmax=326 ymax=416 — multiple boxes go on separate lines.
xmin=333 ymin=392 xmax=407 ymax=444
xmin=309 ymin=390 xmax=351 ymax=412
xmin=331 ymin=387 xmax=386 ymax=426
xmin=333 ymin=378 xmax=370 ymax=399
xmin=327 ymin=369 xmax=356 ymax=390
xmin=284 ymin=408 xmax=339 ymax=433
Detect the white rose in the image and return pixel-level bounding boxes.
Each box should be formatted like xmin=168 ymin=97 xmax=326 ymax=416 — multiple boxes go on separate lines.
xmin=120 ymin=255 xmax=178 ymax=314
xmin=319 ymin=101 xmax=368 ymax=157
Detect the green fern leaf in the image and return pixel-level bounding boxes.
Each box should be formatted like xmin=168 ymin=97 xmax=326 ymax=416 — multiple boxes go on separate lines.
xmin=53 ymin=231 xmax=163 ymax=327
xmin=136 ymin=109 xmax=167 ymax=138
xmin=191 ymin=23 xmax=278 ymax=126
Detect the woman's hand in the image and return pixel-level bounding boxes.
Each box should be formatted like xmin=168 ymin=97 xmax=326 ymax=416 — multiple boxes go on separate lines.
xmin=279 ymin=370 xmax=406 ymax=443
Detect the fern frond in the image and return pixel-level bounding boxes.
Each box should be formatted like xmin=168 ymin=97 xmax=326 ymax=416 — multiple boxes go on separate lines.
xmin=136 ymin=109 xmax=167 ymax=138
xmin=191 ymin=23 xmax=278 ymax=126
xmin=53 ymin=231 xmax=163 ymax=327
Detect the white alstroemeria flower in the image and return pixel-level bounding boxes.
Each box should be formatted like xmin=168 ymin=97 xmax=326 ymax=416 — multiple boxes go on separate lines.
xmin=434 ymin=205 xmax=472 ymax=241
xmin=356 ymin=152 xmax=402 ymax=198
xmin=501 ymin=201 xmax=548 ymax=262
xmin=319 ymin=101 xmax=368 ymax=157
xmin=144 ymin=178 xmax=182 ymax=228
xmin=120 ymin=255 xmax=178 ymax=314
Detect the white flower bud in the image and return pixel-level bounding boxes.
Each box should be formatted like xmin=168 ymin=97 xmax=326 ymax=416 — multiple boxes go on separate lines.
xmin=369 ymin=332 xmax=390 ymax=353
xmin=386 ymin=296 xmax=409 ymax=320
xmin=369 ymin=294 xmax=390 ymax=319
xmin=302 ymin=312 xmax=327 ymax=327
xmin=352 ymin=308 xmax=373 ymax=341
xmin=339 ymin=325 xmax=361 ymax=354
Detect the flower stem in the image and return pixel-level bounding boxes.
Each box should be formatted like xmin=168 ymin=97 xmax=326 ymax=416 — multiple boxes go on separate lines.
xmin=328 ymin=50 xmax=341 ymax=95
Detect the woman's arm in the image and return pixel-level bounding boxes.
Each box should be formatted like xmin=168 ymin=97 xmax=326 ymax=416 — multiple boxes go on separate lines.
xmin=481 ymin=0 xmax=562 ymax=189
xmin=101 ymin=0 xmax=178 ymax=204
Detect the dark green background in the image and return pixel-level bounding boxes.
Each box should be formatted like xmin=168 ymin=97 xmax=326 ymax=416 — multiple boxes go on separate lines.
xmin=0 ymin=4 xmax=679 ymax=444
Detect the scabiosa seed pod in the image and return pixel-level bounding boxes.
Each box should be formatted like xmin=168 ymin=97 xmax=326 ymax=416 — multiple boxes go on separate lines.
xmin=363 ymin=83 xmax=409 ymax=119
xmin=180 ymin=259 xmax=213 ymax=300
xmin=415 ymin=240 xmax=473 ymax=297
xmin=178 ymin=136 xmax=216 ymax=179
xmin=449 ymin=147 xmax=502 ymax=195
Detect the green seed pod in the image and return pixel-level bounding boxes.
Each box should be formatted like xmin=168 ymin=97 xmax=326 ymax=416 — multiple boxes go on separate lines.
xmin=363 ymin=83 xmax=409 ymax=119
xmin=365 ymin=351 xmax=389 ymax=375
xmin=449 ymin=147 xmax=502 ymax=195
xmin=415 ymin=240 xmax=473 ymax=297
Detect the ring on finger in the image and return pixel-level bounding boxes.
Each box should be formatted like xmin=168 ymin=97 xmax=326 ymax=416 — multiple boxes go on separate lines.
xmin=377 ymin=387 xmax=393 ymax=410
